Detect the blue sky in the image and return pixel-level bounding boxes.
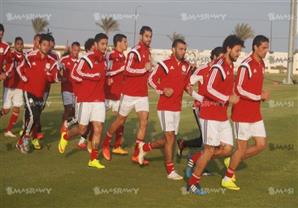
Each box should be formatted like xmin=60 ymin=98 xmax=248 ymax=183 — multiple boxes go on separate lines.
xmin=1 ymin=0 xmax=297 ymax=52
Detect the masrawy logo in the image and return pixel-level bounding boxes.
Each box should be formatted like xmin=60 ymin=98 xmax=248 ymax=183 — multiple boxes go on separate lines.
xmin=180 ymin=186 xmax=226 ymax=195
xmin=268 ymin=187 xmax=295 ymax=195
xmin=5 ymin=186 xmax=52 ymax=195
xmin=93 ymin=186 xmax=140 ymax=195
xmin=6 ymin=12 xmax=52 ymax=21
xmin=180 ymin=13 xmax=227 ymax=21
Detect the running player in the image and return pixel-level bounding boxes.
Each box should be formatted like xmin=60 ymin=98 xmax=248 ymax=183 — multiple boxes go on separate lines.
xmin=187 ymin=35 xmax=244 ymax=195
xmin=102 ymin=34 xmax=128 ymax=160
xmin=221 ymin=35 xmax=270 ymax=190
xmin=102 ymin=26 xmax=153 ymax=165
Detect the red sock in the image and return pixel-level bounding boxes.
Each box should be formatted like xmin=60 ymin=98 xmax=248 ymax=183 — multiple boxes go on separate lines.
xmin=225 ymin=167 xmax=235 ymax=178
xmin=5 ymin=112 xmax=19 ymax=132
xmin=63 ymin=132 xmax=69 ymax=141
xmin=191 ymin=151 xmax=203 ymax=164
xmin=165 ymin=162 xmax=175 ymax=174
xmin=143 ymin=143 xmax=152 ymax=152
xmin=17 ymin=137 xmax=23 ymax=145
xmin=188 ymin=173 xmax=201 ymax=186
xmin=114 ymin=125 xmax=124 ymax=148
xmin=103 ymin=132 xmax=112 ymax=147
xmin=133 ymin=138 xmax=143 ymax=157
xmin=90 ymin=149 xmax=99 ymax=161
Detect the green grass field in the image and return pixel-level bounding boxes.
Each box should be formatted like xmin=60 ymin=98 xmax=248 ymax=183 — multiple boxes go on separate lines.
xmin=1 ymin=74 xmax=298 ymax=208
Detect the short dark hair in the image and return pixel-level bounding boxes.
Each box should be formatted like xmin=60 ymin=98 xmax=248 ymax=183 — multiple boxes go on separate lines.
xmin=172 ymin=38 xmax=186 ymax=48
xmin=113 ymin=34 xmax=127 ymax=47
xmin=210 ymin=47 xmax=223 ymax=60
xmin=139 ymin=26 xmax=152 ymax=35
xmin=39 ymin=33 xmax=51 ymax=44
xmin=84 ymin=38 xmax=95 ymax=51
xmin=15 ymin=36 xmax=23 ymax=43
xmin=222 ymin=35 xmax=244 ymax=53
xmin=94 ymin=33 xmax=108 ymax=43
xmin=71 ymin=41 xmax=80 ymax=47
xmin=48 ymin=34 xmax=55 ymax=43
xmin=0 ymin=24 xmax=4 ymax=32
xmin=252 ymin=35 xmax=269 ymax=51
xmin=34 ymin=33 xmax=41 ymax=40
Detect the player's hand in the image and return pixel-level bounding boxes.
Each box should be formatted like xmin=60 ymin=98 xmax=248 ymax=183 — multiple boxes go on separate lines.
xmin=0 ymin=73 xmax=7 ymax=80
xmin=163 ymin=88 xmax=174 ymax=97
xmin=145 ymin=62 xmax=153 ymax=72
xmin=261 ymin=90 xmax=270 ymax=101
xmin=229 ymin=94 xmax=239 ymax=104
xmin=107 ymin=77 xmax=113 ymax=86
xmin=185 ymin=83 xmax=194 ymax=95
xmin=189 ymin=63 xmax=197 ymax=71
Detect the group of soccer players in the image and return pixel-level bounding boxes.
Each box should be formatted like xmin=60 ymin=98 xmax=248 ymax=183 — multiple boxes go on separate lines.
xmin=0 ymin=22 xmax=270 ymax=195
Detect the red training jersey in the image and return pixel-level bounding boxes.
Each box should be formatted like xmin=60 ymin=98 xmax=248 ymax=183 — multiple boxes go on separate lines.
xmin=200 ymin=57 xmax=234 ymax=121
xmin=105 ymin=49 xmax=126 ymax=100
xmin=232 ymin=55 xmax=265 ymax=122
xmin=121 ymin=42 xmax=151 ymax=97
xmin=149 ymin=55 xmax=191 ymax=112
xmin=74 ymin=50 xmax=106 ymax=102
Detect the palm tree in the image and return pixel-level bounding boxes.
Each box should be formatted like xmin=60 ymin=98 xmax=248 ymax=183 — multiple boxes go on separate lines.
xmin=95 ymin=17 xmax=119 ymax=36
xmin=31 ymin=17 xmax=49 ymax=34
xmin=233 ymin=23 xmax=254 ymax=40
xmin=167 ymin=32 xmax=185 ymax=42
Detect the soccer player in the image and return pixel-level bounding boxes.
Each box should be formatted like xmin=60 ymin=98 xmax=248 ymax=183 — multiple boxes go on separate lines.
xmin=16 ymin=34 xmax=59 ymax=153
xmin=75 ymin=38 xmax=96 ymax=150
xmin=102 ymin=26 xmax=153 ymax=165
xmin=138 ymin=39 xmax=203 ymax=180
xmin=1 ymin=37 xmax=25 ymax=137
xmin=59 ymin=42 xmax=81 ymax=133
xmin=26 ymin=34 xmax=41 ymax=54
xmin=187 ymin=35 xmax=244 ymax=195
xmin=0 ymin=24 xmax=9 ymax=78
xmin=102 ymin=34 xmax=128 ymax=160
xmin=221 ymin=35 xmax=270 ymax=191
xmin=58 ymin=33 xmax=108 ymax=169
xmin=177 ymin=47 xmax=224 ymax=156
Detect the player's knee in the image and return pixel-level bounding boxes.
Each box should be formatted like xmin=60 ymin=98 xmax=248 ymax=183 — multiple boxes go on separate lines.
xmin=79 ymin=126 xmax=87 ymax=135
xmin=116 ymin=116 xmax=126 ymax=125
xmin=2 ymin=108 xmax=9 ymax=115
xmin=222 ymin=145 xmax=233 ymax=156
xmin=204 ymin=145 xmax=215 ymax=154
xmin=257 ymin=138 xmax=267 ymax=151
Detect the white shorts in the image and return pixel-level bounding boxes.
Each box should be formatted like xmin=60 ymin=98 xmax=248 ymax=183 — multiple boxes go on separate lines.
xmin=105 ymin=99 xmax=120 ymax=112
xmin=3 ymin=88 xmax=23 ymax=109
xmin=157 ymin=111 xmax=181 ymax=135
xmin=77 ymin=102 xmax=105 ymax=125
xmin=233 ymin=120 xmax=266 ymax=140
xmin=118 ymin=95 xmax=149 ymax=117
xmin=200 ymin=119 xmax=233 ymax=146
xmin=62 ymin=91 xmax=75 ymax=106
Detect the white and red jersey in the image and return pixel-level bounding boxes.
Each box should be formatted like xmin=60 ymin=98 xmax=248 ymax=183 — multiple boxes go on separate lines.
xmin=60 ymin=54 xmax=78 ymax=93
xmin=232 ymin=55 xmax=265 ymax=122
xmin=149 ymin=55 xmax=191 ymax=111
xmin=3 ymin=50 xmax=24 ymax=89
xmin=105 ymin=49 xmax=126 ymax=100
xmin=17 ymin=50 xmax=59 ymax=98
xmin=200 ymin=57 xmax=234 ymax=121
xmin=0 ymin=40 xmax=10 ymax=70
xmin=73 ymin=50 xmax=106 ymax=102
xmin=191 ymin=63 xmax=211 ymax=109
xmin=48 ymin=50 xmax=60 ymax=61
xmin=122 ymin=42 xmax=151 ymax=97
xmin=70 ymin=59 xmax=81 ymax=97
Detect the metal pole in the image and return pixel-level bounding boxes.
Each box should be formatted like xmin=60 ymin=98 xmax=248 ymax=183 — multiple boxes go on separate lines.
xmin=286 ymin=0 xmax=297 ymax=84
xmin=133 ymin=5 xmax=141 ymax=45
